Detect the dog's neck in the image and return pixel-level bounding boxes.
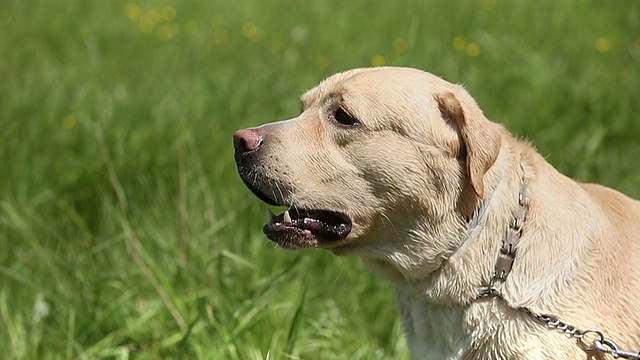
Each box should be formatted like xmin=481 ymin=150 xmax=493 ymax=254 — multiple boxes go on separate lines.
xmin=366 ymin=143 xmax=529 ymax=307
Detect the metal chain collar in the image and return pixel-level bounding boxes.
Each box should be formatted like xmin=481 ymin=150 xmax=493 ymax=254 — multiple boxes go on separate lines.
xmin=477 ymin=165 xmax=640 ymax=359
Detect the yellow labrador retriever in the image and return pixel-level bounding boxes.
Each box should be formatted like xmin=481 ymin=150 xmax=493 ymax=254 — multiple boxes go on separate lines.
xmin=233 ymin=67 xmax=640 ymax=359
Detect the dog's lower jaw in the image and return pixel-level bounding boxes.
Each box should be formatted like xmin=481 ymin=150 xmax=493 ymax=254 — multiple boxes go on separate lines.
xmin=355 ymin=218 xmax=469 ymax=283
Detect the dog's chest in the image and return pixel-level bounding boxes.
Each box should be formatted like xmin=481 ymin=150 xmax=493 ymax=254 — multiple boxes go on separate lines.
xmin=396 ymin=290 xmax=561 ymax=360
xmin=396 ymin=290 xmax=467 ymax=359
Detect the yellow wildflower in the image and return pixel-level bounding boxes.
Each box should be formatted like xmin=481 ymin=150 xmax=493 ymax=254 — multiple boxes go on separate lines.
xmin=242 ymin=21 xmax=262 ymax=42
xmin=146 ymin=9 xmax=161 ymax=25
xmin=393 ymin=38 xmax=408 ymax=54
xmin=452 ymin=36 xmax=466 ymax=51
xmin=139 ymin=17 xmax=154 ymax=34
xmin=595 ymin=37 xmax=611 ymax=53
xmin=62 ymin=114 xmax=77 ymax=130
xmin=466 ymin=42 xmax=481 ymax=57
xmin=371 ymin=55 xmax=386 ymax=67
xmin=124 ymin=3 xmax=142 ymax=22
xmin=161 ymin=6 xmax=176 ymax=22
xmin=158 ymin=23 xmax=179 ymax=41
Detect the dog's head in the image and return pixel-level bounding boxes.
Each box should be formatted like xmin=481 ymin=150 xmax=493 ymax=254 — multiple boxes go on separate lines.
xmin=233 ymin=67 xmax=501 ymax=276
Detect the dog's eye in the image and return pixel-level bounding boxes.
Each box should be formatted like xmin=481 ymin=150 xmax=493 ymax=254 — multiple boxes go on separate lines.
xmin=333 ymin=107 xmax=358 ymax=126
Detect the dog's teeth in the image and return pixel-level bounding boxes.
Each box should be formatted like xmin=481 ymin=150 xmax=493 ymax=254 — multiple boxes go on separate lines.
xmin=267 ymin=208 xmax=276 ymax=220
xmin=283 ymin=210 xmax=292 ymax=224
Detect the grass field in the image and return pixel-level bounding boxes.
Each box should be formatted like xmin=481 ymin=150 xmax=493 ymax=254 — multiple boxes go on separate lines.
xmin=1 ymin=0 xmax=639 ymax=358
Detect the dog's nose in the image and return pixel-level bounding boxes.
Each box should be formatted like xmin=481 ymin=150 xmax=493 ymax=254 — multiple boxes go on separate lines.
xmin=233 ymin=128 xmax=263 ymax=156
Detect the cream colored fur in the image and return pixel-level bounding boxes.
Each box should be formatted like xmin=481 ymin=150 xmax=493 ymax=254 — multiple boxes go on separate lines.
xmin=243 ymin=67 xmax=640 ymax=359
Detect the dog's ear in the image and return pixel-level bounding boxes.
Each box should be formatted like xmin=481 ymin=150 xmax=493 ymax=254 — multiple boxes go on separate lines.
xmin=435 ymin=92 xmax=501 ymax=199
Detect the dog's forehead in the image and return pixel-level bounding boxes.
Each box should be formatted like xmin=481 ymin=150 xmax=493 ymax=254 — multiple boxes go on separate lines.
xmin=301 ymin=67 xmax=451 ymax=109
xmin=301 ymin=69 xmax=366 ymax=107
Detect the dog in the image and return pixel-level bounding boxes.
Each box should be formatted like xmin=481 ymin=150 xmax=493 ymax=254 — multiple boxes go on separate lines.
xmin=233 ymin=67 xmax=640 ymax=359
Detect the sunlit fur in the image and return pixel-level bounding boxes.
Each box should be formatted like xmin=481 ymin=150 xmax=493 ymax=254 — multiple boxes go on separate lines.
xmin=242 ymin=67 xmax=640 ymax=359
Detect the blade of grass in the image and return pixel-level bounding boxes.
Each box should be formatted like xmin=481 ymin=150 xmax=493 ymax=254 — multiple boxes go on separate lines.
xmin=285 ymin=288 xmax=306 ymax=356
xmin=94 ymin=123 xmax=187 ymax=333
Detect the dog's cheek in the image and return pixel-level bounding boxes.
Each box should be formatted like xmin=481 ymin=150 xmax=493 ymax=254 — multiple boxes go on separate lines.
xmin=352 ymin=138 xmax=429 ymax=199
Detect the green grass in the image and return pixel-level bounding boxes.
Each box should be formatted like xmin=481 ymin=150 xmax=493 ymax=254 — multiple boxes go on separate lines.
xmin=0 ymin=0 xmax=639 ymax=358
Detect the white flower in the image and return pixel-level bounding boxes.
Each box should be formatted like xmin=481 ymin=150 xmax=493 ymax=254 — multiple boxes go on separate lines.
xmin=32 ymin=293 xmax=50 ymax=324
xmin=290 ymin=26 xmax=307 ymax=43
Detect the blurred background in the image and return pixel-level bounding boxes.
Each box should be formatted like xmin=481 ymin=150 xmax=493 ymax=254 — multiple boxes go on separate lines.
xmin=1 ymin=0 xmax=638 ymax=358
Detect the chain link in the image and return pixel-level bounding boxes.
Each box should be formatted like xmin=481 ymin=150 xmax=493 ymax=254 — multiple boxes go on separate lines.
xmin=524 ymin=310 xmax=585 ymax=340
xmin=527 ymin=310 xmax=640 ymax=359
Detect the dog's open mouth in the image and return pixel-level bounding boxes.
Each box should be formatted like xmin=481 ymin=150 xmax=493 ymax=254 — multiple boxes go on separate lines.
xmin=238 ymin=173 xmax=352 ymax=248
xmin=264 ymin=208 xmax=352 ymax=249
